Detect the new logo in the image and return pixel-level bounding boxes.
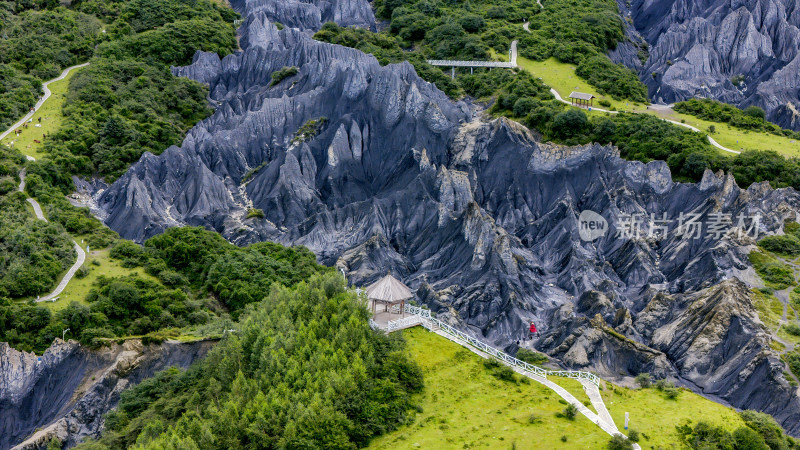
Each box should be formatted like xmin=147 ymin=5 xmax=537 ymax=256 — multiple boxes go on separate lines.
xmin=578 ymin=210 xmax=608 ymax=241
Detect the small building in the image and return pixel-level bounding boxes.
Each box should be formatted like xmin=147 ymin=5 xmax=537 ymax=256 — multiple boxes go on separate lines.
xmin=366 ymin=274 xmax=413 ymax=317
xmin=568 ymin=91 xmax=596 ymax=108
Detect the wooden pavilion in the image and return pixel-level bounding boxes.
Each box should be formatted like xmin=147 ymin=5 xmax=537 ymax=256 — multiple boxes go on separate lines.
xmin=568 ymin=91 xmax=596 ymax=108
xmin=366 ymin=274 xmax=413 ymax=318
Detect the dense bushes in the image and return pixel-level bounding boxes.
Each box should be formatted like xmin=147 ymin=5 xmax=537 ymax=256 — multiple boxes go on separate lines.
xmin=1 ymin=0 xmax=238 ymax=183
xmin=323 ymin=0 xmax=647 ymax=102
xmin=576 ymin=55 xmax=648 ymax=102
xmin=0 ymin=192 xmax=75 ymax=297
xmin=112 ymin=227 xmax=333 ymax=315
xmin=43 ymin=58 xmax=214 ymax=181
xmin=728 ymin=150 xmax=800 ymax=190
xmin=117 ymin=0 xmax=238 ymax=33
xmin=77 ymin=273 xmax=423 ymax=449
xmin=0 ymin=5 xmax=103 ymax=129
xmin=0 ymin=7 xmax=101 ymax=77
xmin=0 ymin=64 xmax=41 ymax=132
xmin=676 ymin=410 xmax=798 ymax=449
xmin=96 ymin=18 xmax=236 ymax=67
xmin=2 ymin=226 xmax=333 ymax=353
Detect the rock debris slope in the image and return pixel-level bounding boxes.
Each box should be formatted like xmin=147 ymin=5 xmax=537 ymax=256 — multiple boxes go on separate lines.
xmin=628 ymin=0 xmax=800 ymax=129
xmin=93 ymin=0 xmax=800 ymax=435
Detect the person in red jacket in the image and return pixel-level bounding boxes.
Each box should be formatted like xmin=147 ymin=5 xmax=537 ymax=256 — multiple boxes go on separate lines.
xmin=529 ymin=321 xmax=539 ymax=338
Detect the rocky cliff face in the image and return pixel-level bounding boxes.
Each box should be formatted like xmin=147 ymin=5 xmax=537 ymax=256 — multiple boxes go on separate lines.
xmin=626 ymin=0 xmax=800 ymax=129
xmin=88 ymin=0 xmax=800 ymax=436
xmin=0 ymin=339 xmax=213 ymax=449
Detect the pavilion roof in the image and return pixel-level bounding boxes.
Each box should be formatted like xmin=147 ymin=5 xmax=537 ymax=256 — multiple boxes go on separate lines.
xmin=365 ymin=274 xmax=413 ymax=303
xmin=568 ymin=91 xmax=596 ymax=100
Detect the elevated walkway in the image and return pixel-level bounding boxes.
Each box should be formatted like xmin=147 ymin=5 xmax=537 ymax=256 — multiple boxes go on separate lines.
xmin=426 ymin=40 xmax=518 ymax=77
xmin=370 ymin=304 xmax=640 ymax=448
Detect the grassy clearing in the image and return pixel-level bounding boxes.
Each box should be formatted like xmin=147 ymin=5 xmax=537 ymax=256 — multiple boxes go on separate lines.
xmin=371 ymin=327 xmax=749 ymax=449
xmin=0 ymin=66 xmax=84 ymax=160
xmin=517 ymin=57 xmax=800 ymax=157
xmin=753 ymin=288 xmax=786 ymax=332
xmin=37 ymin=239 xmax=157 ymax=313
xmin=369 ymin=327 xmax=611 ymax=449
xmin=753 ymin=288 xmax=800 ymax=348
xmin=749 ymin=251 xmax=795 ymax=290
xmin=650 ymin=109 xmax=800 ymax=158
xmin=598 ymin=384 xmax=747 ymax=448
xmin=517 ymin=57 xmax=646 ymax=112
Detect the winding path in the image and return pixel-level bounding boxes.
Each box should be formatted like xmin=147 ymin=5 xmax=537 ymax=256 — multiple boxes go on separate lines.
xmin=516 ymin=23 xmax=739 ymax=155
xmin=547 ymin=87 xmax=740 ymax=155
xmin=0 ymin=62 xmax=90 ymax=141
xmin=3 ymin=64 xmax=91 ymax=303
xmin=18 ymin=169 xmax=85 ymax=304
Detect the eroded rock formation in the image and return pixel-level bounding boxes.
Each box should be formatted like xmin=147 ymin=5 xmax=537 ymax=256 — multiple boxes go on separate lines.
xmin=86 ymin=0 xmax=800 ymax=436
xmin=626 ymin=0 xmax=800 ymax=129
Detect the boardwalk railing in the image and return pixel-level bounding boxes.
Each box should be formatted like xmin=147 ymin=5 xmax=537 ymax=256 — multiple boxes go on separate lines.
xmin=401 ymin=304 xmax=600 ymax=386
xmin=387 ymin=315 xmax=423 ymax=332
xmin=426 ymin=60 xmax=515 ymax=68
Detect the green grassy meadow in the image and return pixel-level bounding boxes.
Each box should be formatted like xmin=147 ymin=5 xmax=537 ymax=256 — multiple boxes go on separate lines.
xmin=0 ymin=66 xmax=85 ymax=160
xmin=517 ymin=57 xmax=800 ymax=158
xmin=370 ymin=327 xmax=749 ymax=449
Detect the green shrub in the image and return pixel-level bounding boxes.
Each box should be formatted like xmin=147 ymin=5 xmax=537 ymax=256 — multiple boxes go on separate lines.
xmin=563 ymin=403 xmax=578 ymax=420
xmin=576 ymin=55 xmax=648 ymax=103
xmin=516 ymin=348 xmax=548 ymax=365
xmin=459 ymin=15 xmax=485 ymax=32
xmin=552 ymin=109 xmax=589 ymax=139
xmin=784 ymin=323 xmax=800 ymax=337
xmin=663 ymin=386 xmax=679 ymax=400
xmin=759 ymin=234 xmax=800 ymax=256
xmin=607 ymin=434 xmax=633 ymax=450
xmin=269 ymin=66 xmax=299 ymax=86
xmin=634 ymin=372 xmax=652 ymax=388
xmin=246 ymin=208 xmax=265 ymax=219
xmin=749 ymin=251 xmax=794 ymax=289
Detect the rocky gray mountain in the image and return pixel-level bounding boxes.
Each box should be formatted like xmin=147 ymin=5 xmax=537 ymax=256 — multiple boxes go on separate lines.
xmin=85 ymin=0 xmax=800 ymax=437
xmin=0 ymin=339 xmax=213 ymax=449
xmin=624 ymin=0 xmax=800 ymax=129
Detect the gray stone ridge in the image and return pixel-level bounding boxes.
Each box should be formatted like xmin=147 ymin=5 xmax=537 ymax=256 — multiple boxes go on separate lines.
xmin=228 ymin=0 xmax=375 ymax=32
xmin=623 ymin=0 xmax=800 ymax=130
xmin=92 ymin=0 xmax=800 ymax=436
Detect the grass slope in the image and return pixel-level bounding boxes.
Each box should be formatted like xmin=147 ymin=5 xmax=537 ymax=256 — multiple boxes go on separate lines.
xmin=369 ymin=327 xmax=610 ymax=449
xmin=0 ymin=66 xmax=84 ymax=160
xmin=39 ymin=241 xmax=156 ymax=313
xmin=518 ymin=57 xmax=800 ymax=158
xmin=371 ymin=327 xmax=748 ymax=449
